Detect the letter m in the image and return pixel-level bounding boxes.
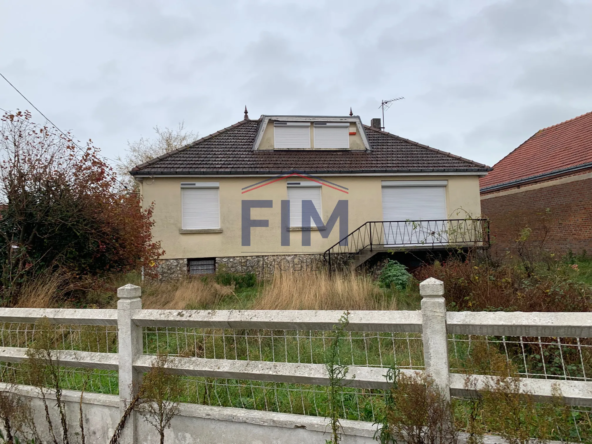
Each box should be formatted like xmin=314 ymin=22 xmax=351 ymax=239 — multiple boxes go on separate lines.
xmin=301 ymin=200 xmax=348 ymax=247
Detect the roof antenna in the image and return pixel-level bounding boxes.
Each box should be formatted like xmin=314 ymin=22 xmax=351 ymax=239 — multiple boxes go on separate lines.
xmin=378 ymin=97 xmax=404 ymax=130
xmin=349 ymin=107 xmax=353 ymax=116
xmin=244 ymin=105 xmax=249 ymax=121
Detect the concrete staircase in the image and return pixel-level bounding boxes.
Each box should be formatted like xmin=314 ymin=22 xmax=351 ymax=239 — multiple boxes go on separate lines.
xmin=349 ymin=246 xmax=390 ymax=269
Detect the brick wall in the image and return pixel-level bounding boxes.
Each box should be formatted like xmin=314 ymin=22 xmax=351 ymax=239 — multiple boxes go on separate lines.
xmin=481 ymin=176 xmax=592 ymax=255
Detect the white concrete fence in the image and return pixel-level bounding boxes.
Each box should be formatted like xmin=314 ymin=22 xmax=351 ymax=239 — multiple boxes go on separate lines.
xmin=0 ymin=277 xmax=590 ymax=443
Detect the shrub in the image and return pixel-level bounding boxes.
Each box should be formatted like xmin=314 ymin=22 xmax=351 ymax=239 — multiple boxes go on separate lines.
xmin=415 ymin=255 xmax=591 ymax=312
xmin=0 ymin=111 xmax=163 ymax=305
xmin=387 ymin=372 xmax=457 ymax=444
xmin=379 ymin=260 xmax=412 ymax=290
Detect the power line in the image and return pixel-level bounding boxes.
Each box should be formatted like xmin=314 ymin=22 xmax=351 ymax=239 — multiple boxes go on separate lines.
xmin=0 ymin=72 xmax=129 ymax=188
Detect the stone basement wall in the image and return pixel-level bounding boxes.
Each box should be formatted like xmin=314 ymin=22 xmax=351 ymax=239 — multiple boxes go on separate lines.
xmin=156 ymin=258 xmax=186 ymax=280
xmin=157 ymin=254 xmax=330 ymax=279
xmin=481 ymin=174 xmax=592 ymax=255
xmin=217 ymin=254 xmax=325 ymax=277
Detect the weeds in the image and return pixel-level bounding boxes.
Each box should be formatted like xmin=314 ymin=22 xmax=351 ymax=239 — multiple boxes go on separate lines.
xmin=374 ymin=365 xmax=399 ymax=444
xmin=0 ymin=375 xmax=39 ymax=444
xmin=24 ymin=318 xmax=70 ymax=444
xmin=461 ymin=341 xmax=573 ymax=444
xmin=387 ymin=372 xmax=457 ymax=444
xmin=138 ymin=354 xmax=183 ymax=444
xmin=325 ymin=312 xmax=350 ymax=444
xmin=415 ymin=254 xmax=591 ymax=312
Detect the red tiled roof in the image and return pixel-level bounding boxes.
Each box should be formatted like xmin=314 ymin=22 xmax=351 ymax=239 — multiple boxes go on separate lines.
xmin=132 ymin=118 xmax=490 ymax=176
xmin=480 ymin=111 xmax=592 ymax=191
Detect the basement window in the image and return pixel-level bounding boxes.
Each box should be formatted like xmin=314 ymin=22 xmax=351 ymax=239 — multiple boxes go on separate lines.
xmin=274 ymin=122 xmax=311 ymax=149
xmin=314 ymin=122 xmax=349 ymax=149
xmin=188 ymin=258 xmax=216 ymax=275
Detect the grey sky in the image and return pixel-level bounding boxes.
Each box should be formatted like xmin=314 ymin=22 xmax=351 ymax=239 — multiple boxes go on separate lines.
xmin=1 ymin=0 xmax=591 ymax=170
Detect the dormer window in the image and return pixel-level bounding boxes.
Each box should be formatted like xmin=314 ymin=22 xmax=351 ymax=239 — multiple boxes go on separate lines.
xmin=274 ymin=122 xmax=311 ymax=149
xmin=256 ymin=115 xmax=370 ymax=151
xmin=314 ymin=122 xmax=349 ymax=149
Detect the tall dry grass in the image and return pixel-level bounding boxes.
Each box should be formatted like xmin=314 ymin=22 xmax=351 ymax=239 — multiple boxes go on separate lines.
xmin=14 ymin=273 xmax=64 ymax=308
xmin=252 ymin=270 xmax=397 ymax=310
xmin=141 ymin=277 xmax=235 ymax=309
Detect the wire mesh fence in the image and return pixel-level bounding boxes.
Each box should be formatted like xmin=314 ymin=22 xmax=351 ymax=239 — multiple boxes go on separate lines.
xmin=0 ymin=310 xmax=591 ymax=442
xmin=142 ymin=327 xmax=425 ymax=370
xmin=448 ymin=334 xmax=592 ymax=381
xmin=178 ymin=377 xmax=386 ymax=422
xmin=0 ymin=322 xmax=118 ymax=353
xmin=0 ymin=361 xmax=118 ymax=395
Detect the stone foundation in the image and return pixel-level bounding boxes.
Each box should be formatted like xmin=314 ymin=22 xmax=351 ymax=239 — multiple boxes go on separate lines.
xmin=156 ymin=258 xmax=186 ymax=280
xmin=217 ymin=254 xmax=325 ymax=278
xmin=157 ymin=254 xmax=330 ymax=280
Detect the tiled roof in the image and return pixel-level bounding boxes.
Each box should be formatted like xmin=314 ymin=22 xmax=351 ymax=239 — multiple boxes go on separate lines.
xmin=480 ymin=111 xmax=592 ymax=192
xmin=131 ymin=118 xmax=490 ymax=176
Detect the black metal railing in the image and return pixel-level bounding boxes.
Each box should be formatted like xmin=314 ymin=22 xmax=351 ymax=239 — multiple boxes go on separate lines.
xmin=323 ymin=219 xmax=490 ymax=272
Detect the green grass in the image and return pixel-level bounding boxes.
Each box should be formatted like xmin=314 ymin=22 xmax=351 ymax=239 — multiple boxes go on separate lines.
xmin=574 ymin=258 xmax=592 ymax=287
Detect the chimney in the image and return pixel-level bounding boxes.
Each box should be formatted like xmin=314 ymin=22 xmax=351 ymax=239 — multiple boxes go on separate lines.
xmin=371 ymin=118 xmax=381 ymax=130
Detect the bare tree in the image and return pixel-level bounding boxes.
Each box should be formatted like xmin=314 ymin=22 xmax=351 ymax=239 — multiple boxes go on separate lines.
xmin=117 ymin=123 xmax=197 ymax=188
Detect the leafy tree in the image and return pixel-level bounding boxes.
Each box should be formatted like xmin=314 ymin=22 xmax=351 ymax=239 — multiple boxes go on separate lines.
xmin=0 ymin=110 xmax=163 ymax=304
xmin=116 ymin=123 xmax=197 ymax=188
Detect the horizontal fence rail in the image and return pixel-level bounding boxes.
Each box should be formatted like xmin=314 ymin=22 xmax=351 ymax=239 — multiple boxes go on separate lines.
xmin=133 ymin=309 xmax=423 ymax=332
xmin=0 ymin=279 xmax=590 ymax=443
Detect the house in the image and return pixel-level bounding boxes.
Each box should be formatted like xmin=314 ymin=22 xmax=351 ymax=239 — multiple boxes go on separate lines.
xmin=131 ymin=110 xmax=490 ymax=277
xmin=480 ymin=111 xmax=592 ymax=255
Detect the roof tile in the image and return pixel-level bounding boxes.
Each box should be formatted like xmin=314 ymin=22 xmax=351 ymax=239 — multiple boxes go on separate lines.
xmin=480 ymin=111 xmax=592 ymax=190
xmin=132 ymin=119 xmax=490 ymax=175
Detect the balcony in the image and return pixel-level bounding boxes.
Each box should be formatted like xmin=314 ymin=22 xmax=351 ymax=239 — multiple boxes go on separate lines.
xmin=323 ymin=219 xmax=490 ymax=272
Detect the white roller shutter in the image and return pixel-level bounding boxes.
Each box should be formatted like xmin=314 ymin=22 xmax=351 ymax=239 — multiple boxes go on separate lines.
xmin=381 ymin=183 xmax=447 ymax=245
xmin=288 ymin=185 xmax=322 ymax=227
xmin=181 ymin=184 xmax=220 ymax=229
xmin=274 ymin=122 xmax=311 ymax=149
xmin=314 ymin=122 xmax=349 ymax=149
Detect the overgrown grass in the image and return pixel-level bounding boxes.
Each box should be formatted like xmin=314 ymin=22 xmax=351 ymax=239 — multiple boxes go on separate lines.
xmin=2 ymin=253 xmax=592 ymax=441
xmin=74 ymin=269 xmax=420 ymax=311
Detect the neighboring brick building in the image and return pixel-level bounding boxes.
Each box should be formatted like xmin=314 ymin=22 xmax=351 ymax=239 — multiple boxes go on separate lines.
xmin=480 ymin=111 xmax=592 ymax=255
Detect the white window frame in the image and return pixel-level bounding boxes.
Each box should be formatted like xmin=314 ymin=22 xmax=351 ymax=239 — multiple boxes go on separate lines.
xmin=181 ymin=182 xmax=220 ymax=230
xmin=274 ymin=122 xmax=311 ymax=149
xmin=287 ymin=182 xmax=322 ymax=228
xmin=313 ymin=122 xmax=349 ymax=149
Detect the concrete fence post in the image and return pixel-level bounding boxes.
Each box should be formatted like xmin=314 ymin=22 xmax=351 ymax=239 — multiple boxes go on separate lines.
xmin=420 ymin=277 xmax=450 ymax=401
xmin=117 ymin=284 xmax=143 ymax=444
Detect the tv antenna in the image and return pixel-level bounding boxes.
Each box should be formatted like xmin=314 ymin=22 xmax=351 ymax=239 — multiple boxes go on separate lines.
xmin=379 ymin=97 xmax=404 ymax=130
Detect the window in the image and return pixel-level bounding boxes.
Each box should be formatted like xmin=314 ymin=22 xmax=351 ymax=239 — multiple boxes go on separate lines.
xmin=314 ymin=122 xmax=349 ymax=149
xmin=181 ymin=182 xmax=220 ymax=229
xmin=274 ymin=122 xmax=311 ymax=149
xmin=287 ymin=183 xmax=322 ymax=227
xmin=188 ymin=258 xmax=215 ymax=275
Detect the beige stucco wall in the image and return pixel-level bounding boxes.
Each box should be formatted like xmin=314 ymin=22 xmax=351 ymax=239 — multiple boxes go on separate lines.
xmin=140 ymin=175 xmax=482 ymax=259
xmin=258 ymin=121 xmax=365 ymax=150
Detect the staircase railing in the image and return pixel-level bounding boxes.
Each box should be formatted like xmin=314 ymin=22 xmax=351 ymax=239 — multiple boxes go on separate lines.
xmin=323 ymin=219 xmax=490 ymax=272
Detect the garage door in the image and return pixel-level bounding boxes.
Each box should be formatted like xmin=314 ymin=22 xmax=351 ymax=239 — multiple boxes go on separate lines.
xmin=381 ymin=181 xmax=447 ymax=245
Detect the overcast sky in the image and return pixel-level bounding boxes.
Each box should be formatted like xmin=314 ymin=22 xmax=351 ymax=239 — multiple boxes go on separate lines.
xmin=1 ymin=0 xmax=591 ymax=170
